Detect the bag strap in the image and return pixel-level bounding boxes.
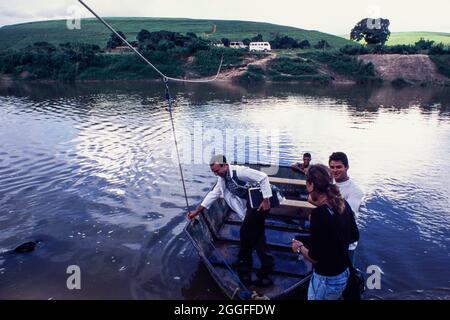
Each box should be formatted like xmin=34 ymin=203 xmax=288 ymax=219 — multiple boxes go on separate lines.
xmin=232 ymin=169 xmax=249 ymax=189
xmin=231 ymin=168 xmax=274 ymax=193
xmin=346 ymin=251 xmax=356 ymax=272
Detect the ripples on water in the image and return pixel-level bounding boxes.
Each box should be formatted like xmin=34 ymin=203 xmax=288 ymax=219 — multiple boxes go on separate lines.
xmin=0 ymin=82 xmax=449 ymax=299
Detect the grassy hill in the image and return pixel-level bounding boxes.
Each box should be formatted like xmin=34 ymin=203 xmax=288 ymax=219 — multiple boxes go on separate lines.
xmin=0 ymin=17 xmax=355 ymax=50
xmin=339 ymin=31 xmax=450 ymax=46
xmin=386 ymin=32 xmax=450 ymax=45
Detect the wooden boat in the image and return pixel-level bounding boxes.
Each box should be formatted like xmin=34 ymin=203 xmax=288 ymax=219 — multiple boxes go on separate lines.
xmin=184 ymin=164 xmax=315 ymax=300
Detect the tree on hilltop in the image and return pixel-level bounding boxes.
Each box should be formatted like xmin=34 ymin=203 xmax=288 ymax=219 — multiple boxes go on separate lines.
xmin=107 ymin=31 xmax=127 ymax=49
xmin=350 ymin=18 xmax=391 ymax=45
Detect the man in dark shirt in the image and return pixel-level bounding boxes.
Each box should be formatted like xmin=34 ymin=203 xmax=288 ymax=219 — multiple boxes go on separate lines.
xmin=291 ymin=152 xmax=312 ymax=174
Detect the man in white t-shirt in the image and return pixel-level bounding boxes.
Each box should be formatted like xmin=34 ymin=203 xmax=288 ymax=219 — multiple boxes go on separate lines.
xmin=329 ymin=152 xmax=364 ymax=264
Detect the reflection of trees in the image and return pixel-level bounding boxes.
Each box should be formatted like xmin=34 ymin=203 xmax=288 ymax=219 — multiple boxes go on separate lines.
xmin=0 ymin=81 xmax=166 ymax=102
xmin=368 ymin=86 xmax=435 ymax=109
xmin=428 ymin=90 xmax=450 ymax=117
xmin=1 ymin=81 xmax=449 ymax=118
xmin=186 ymin=82 xmax=450 ymax=121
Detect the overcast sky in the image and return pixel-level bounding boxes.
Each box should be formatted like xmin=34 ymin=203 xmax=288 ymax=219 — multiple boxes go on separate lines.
xmin=1 ymin=0 xmax=449 ymax=35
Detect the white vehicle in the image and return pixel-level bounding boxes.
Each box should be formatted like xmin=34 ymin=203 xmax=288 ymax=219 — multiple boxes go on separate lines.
xmin=249 ymin=42 xmax=271 ymax=52
xmin=229 ymin=41 xmax=247 ymax=49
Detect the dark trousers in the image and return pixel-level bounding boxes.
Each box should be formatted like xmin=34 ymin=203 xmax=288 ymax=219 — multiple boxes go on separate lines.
xmin=237 ymin=206 xmax=274 ymax=278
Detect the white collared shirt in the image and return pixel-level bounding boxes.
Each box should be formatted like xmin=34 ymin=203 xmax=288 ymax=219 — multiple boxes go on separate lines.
xmin=201 ymin=165 xmax=272 ymax=219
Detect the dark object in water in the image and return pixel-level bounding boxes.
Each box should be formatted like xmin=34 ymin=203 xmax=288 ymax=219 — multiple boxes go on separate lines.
xmin=13 ymin=241 xmax=39 ymax=253
xmin=184 ymin=164 xmax=314 ymax=300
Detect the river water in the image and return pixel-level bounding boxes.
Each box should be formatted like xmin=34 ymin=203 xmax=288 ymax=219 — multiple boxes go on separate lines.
xmin=0 ymin=81 xmax=449 ymax=299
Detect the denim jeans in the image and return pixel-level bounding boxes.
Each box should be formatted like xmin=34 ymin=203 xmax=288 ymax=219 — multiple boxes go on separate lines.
xmin=307 ymin=268 xmax=350 ymax=300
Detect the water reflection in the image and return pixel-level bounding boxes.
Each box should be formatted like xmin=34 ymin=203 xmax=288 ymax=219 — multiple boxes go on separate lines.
xmin=1 ymin=80 xmax=449 ymax=111
xmin=0 ymin=80 xmax=449 ymax=299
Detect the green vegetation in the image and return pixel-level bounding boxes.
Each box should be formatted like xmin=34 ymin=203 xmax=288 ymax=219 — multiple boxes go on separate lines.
xmin=313 ymin=40 xmax=331 ymax=50
xmin=2 ymin=18 xmax=447 ymax=84
xmin=414 ymin=38 xmax=436 ymax=50
xmin=266 ymin=56 xmax=332 ymax=83
xmin=430 ymin=55 xmax=450 ymax=78
xmin=270 ymin=35 xmax=311 ymax=49
xmin=267 ymin=57 xmax=317 ymax=75
xmin=0 ymin=42 xmax=104 ymax=81
xmin=386 ymin=32 xmax=450 ymax=46
xmin=350 ymin=18 xmax=391 ymax=45
xmin=236 ymin=56 xmax=333 ymax=84
xmin=0 ymin=17 xmax=363 ymax=83
xmin=238 ymin=65 xmax=265 ymax=84
xmin=339 ymin=39 xmax=450 ymax=55
xmin=106 ymin=31 xmax=128 ymax=49
xmin=237 ymin=51 xmax=375 ymax=84
xmin=0 ymin=18 xmax=355 ymax=51
xmin=192 ymin=48 xmax=243 ymax=76
xmin=0 ymin=30 xmax=244 ymax=81
xmin=340 ymin=32 xmax=450 ymax=46
xmin=299 ymin=51 xmax=380 ymax=83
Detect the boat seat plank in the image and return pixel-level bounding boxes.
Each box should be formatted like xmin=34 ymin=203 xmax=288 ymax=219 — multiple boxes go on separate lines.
xmin=209 ymin=243 xmax=312 ymax=277
xmin=281 ymin=199 xmax=316 ymax=209
xmin=225 ymin=211 xmax=308 ymax=232
xmin=210 ymin=265 xmax=310 ymax=298
xmin=269 ymin=176 xmax=306 ymax=186
xmin=218 ymin=223 xmax=309 ymax=250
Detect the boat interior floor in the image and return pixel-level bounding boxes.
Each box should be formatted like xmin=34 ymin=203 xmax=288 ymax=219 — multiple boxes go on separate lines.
xmin=206 ymin=210 xmax=312 ymax=295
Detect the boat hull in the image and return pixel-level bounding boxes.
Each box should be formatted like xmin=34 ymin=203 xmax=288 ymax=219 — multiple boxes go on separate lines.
xmin=184 ymin=164 xmax=313 ymax=300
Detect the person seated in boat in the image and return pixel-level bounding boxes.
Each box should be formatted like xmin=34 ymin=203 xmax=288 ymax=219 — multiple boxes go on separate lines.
xmin=188 ymin=154 xmax=275 ymax=287
xmin=291 ymin=152 xmax=312 ymax=174
xmin=292 ymin=164 xmax=359 ymax=300
xmin=329 ymin=152 xmax=364 ymax=264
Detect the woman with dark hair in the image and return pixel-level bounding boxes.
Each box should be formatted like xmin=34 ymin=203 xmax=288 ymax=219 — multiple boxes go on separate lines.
xmin=292 ymin=164 xmax=359 ymax=300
